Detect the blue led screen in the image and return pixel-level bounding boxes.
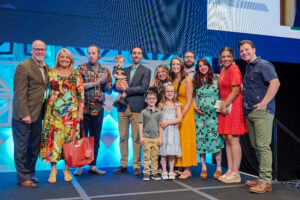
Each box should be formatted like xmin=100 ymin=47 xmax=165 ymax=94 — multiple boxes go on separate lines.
xmin=0 ymin=0 xmax=300 ymax=63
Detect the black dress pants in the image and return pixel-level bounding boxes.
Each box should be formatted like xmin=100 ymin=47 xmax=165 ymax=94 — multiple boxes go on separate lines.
xmin=12 ymin=113 xmax=42 ymax=183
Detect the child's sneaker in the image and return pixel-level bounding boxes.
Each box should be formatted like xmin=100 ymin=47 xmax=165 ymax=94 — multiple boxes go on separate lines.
xmin=151 ymin=174 xmax=161 ymax=181
xmin=161 ymin=172 xmax=168 ymax=180
xmin=143 ymin=174 xmax=150 ymax=181
xmin=168 ymin=172 xmax=176 ymax=180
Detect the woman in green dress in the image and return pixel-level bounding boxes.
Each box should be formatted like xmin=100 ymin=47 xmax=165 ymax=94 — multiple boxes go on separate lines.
xmin=193 ymin=58 xmax=224 ymax=179
xmin=40 ymin=48 xmax=84 ymax=183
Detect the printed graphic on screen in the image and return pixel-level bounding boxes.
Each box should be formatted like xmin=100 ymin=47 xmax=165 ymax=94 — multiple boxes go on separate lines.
xmin=280 ymin=0 xmax=300 ymax=30
xmin=207 ymin=0 xmax=300 ymax=39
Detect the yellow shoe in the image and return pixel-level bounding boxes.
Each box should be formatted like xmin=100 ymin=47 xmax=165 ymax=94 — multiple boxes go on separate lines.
xmin=48 ymin=170 xmax=57 ymax=183
xmin=63 ymin=170 xmax=72 ymax=182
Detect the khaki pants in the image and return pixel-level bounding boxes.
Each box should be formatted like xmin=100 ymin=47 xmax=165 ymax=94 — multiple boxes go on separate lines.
xmin=143 ymin=138 xmax=159 ymax=175
xmin=118 ymin=106 xmax=141 ymax=169
xmin=246 ymin=109 xmax=274 ymax=183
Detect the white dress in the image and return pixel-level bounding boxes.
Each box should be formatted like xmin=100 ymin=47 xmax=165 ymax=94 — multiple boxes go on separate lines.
xmin=159 ymin=103 xmax=182 ymax=157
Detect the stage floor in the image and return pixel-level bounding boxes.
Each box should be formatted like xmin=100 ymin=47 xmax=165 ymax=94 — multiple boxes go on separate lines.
xmin=1 ymin=164 xmax=299 ymax=200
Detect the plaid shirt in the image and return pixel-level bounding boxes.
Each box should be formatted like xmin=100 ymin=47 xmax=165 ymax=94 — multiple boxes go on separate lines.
xmin=78 ymin=62 xmax=112 ymax=115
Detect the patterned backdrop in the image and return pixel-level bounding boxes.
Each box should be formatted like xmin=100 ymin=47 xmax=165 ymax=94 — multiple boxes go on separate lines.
xmin=0 ymin=42 xmax=211 ymax=172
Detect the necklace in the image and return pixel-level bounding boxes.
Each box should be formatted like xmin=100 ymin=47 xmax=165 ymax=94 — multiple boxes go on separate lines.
xmin=58 ymin=67 xmax=70 ymax=76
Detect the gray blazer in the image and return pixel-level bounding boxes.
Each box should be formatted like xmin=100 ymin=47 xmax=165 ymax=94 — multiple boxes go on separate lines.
xmin=13 ymin=57 xmax=49 ymax=122
xmin=120 ymin=64 xmax=151 ymax=113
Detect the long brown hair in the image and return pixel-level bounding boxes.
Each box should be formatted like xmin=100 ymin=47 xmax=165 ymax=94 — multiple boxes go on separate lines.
xmin=153 ymin=64 xmax=170 ymax=96
xmin=194 ymin=58 xmax=215 ymax=89
xmin=169 ymin=57 xmax=187 ymax=81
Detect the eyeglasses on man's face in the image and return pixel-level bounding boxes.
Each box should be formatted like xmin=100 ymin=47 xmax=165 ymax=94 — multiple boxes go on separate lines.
xmin=33 ymin=48 xmax=46 ymax=52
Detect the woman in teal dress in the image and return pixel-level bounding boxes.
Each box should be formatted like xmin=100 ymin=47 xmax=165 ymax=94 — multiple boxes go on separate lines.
xmin=193 ymin=58 xmax=224 ymax=179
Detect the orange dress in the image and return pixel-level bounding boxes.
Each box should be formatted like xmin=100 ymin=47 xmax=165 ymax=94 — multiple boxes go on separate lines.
xmin=173 ymin=78 xmax=197 ymax=167
xmin=217 ymin=64 xmax=247 ymax=135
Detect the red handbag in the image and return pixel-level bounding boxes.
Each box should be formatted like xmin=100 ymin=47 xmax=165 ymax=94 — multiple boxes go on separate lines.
xmin=63 ymin=123 xmax=94 ymax=168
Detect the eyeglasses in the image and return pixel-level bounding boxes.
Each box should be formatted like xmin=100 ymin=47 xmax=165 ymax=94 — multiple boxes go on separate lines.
xmin=33 ymin=48 xmax=46 ymax=52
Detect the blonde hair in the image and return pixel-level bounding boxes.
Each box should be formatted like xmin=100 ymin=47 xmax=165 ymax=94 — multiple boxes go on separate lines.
xmin=115 ymin=55 xmax=125 ymax=62
xmin=54 ymin=48 xmax=75 ymax=71
xmin=160 ymin=84 xmax=177 ymax=106
xmin=153 ymin=64 xmax=170 ymax=96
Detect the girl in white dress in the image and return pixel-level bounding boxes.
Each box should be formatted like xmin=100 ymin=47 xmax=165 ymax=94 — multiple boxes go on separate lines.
xmin=159 ymin=84 xmax=182 ymax=180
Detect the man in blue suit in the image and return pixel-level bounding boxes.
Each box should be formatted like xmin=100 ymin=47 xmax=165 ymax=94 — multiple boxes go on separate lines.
xmin=113 ymin=46 xmax=151 ymax=176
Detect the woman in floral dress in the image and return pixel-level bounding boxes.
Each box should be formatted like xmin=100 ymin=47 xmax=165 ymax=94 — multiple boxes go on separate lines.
xmin=193 ymin=58 xmax=224 ymax=179
xmin=40 ymin=48 xmax=84 ymax=183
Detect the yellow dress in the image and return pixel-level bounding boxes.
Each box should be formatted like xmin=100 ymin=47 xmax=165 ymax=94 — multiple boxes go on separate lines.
xmin=173 ymin=78 xmax=197 ymax=167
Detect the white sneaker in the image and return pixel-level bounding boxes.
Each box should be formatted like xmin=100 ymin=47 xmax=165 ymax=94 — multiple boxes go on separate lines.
xmin=162 ymin=172 xmax=168 ymax=180
xmin=168 ymin=172 xmax=176 ymax=180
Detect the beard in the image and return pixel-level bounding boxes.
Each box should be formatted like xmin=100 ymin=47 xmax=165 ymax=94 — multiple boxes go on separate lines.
xmin=184 ymin=62 xmax=195 ymax=68
xmin=133 ymin=58 xmax=141 ymax=64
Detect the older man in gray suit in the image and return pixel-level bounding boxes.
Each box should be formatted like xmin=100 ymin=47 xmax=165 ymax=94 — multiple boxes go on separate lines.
xmin=113 ymin=46 xmax=151 ymax=176
xmin=12 ymin=40 xmax=49 ymax=188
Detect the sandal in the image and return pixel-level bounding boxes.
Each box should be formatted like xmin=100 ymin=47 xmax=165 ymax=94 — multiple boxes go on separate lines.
xmin=48 ymin=170 xmax=57 ymax=183
xmin=178 ymin=172 xmax=191 ymax=179
xmin=218 ymin=170 xmax=230 ymax=182
xmin=162 ymin=172 xmax=169 ymax=180
xmin=220 ymin=171 xmax=241 ymax=183
xmin=63 ymin=170 xmax=72 ymax=182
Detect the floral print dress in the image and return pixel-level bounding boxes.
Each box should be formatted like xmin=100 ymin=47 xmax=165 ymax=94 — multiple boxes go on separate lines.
xmin=194 ymin=75 xmax=224 ymax=154
xmin=40 ymin=67 xmax=84 ymax=162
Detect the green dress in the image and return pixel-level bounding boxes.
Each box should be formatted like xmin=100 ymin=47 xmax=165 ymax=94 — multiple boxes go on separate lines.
xmin=194 ymin=75 xmax=224 ymax=154
xmin=40 ymin=67 xmax=84 ymax=162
